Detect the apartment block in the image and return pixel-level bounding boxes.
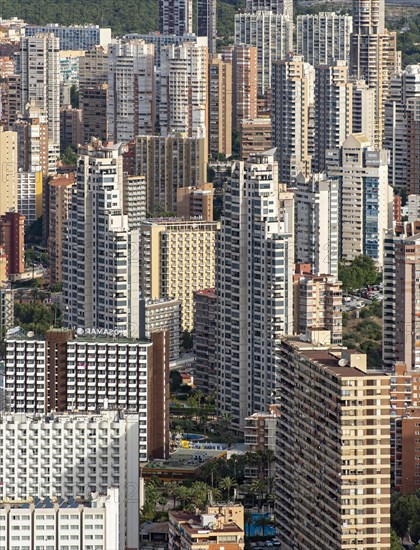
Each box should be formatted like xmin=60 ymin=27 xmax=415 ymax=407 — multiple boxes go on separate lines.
xmin=17 ymin=171 xmax=42 ymax=226
xmin=208 ymin=55 xmax=232 ymax=159
xmin=122 ymin=174 xmax=147 ymax=230
xmin=0 ymin=126 xmax=17 ymax=215
xmin=81 ymin=84 xmax=109 ymax=143
xmin=25 ymin=24 xmax=111 ymax=50
xmin=294 ymin=172 xmax=339 ymax=277
xmin=0 ymin=74 xmax=20 ymax=130
xmin=193 ymin=288 xmax=217 ymax=392
xmin=272 ymin=55 xmax=314 ymax=184
xmin=159 ymin=0 xmax=193 ymax=36
xmin=239 ymin=117 xmax=272 ymax=161
xmin=314 ymin=60 xmax=353 ymax=173
xmin=217 ymin=150 xmax=294 ymax=431
xmin=0 ymin=489 xmax=122 ymax=550
xmin=244 ymin=405 xmax=279 ymax=454
xmin=0 ymin=410 xmax=140 ymax=550
xmin=108 ymin=40 xmax=155 ymax=142
xmin=0 ymin=212 xmax=24 ymax=275
xmin=126 ymin=32 xmax=199 ymax=67
xmin=62 ymin=141 xmax=140 ymax=338
xmin=246 ymin=0 xmax=293 ymax=18
xmin=127 ymin=135 xmax=207 ymax=214
xmin=198 ymin=0 xmax=216 ymax=54
xmin=159 ymin=42 xmax=208 ymax=140
xmin=20 ymin=33 xmax=60 ymax=146
xmin=60 ymin=105 xmax=83 ymax=149
xmin=235 ymin=12 xmax=293 ymax=96
xmin=326 ymin=134 xmax=392 ymax=266
xmin=352 ymin=78 xmax=376 ymax=147
xmin=5 ymin=329 xmax=170 ymax=460
xmin=222 ymin=45 xmax=258 ymax=130
xmin=169 ymin=505 xmax=244 ymax=550
xmin=176 ymin=184 xmax=214 ymax=221
xmin=139 ymin=297 xmax=182 ymax=361
xmin=293 ymin=266 xmax=343 ymax=345
xmin=276 ymin=337 xmax=391 ymax=549
xmin=296 ymin=13 xmax=352 ymax=66
xmin=140 ymin=219 xmax=218 ymax=331
xmin=406 ymin=96 xmax=420 ymax=195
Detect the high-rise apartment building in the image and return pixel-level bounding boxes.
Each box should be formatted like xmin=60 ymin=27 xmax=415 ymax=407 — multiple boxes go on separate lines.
xmin=139 ymin=298 xmax=182 ymax=361
xmin=293 ymin=266 xmax=342 ymax=344
xmin=193 ymin=288 xmax=217 ymax=392
xmin=122 ymin=174 xmax=147 ymax=229
xmin=217 ymin=150 xmax=294 ymax=431
xmin=406 ymin=96 xmax=420 ymax=195
xmin=63 ymin=141 xmax=140 ymax=338
xmin=0 ymin=410 xmax=140 ymax=550
xmin=126 ymin=32 xmax=199 ymax=67
xmin=239 ymin=117 xmax=272 ymax=161
xmin=326 ymin=134 xmax=392 ymax=266
xmin=24 ymin=24 xmax=111 ymax=50
xmin=383 ymin=64 xmax=420 ymax=190
xmin=382 ymin=233 xmax=420 ymax=371
xmin=246 ymin=0 xmax=293 ymax=18
xmin=272 ymin=55 xmax=314 ymax=184
xmin=126 ymin=134 xmax=207 ymax=214
xmin=198 ymin=0 xmax=217 ymax=54
xmin=222 ymin=45 xmax=258 ymax=130
xmin=314 ymin=60 xmax=353 ymax=173
xmin=176 ymin=184 xmax=214 ymax=221
xmin=208 ymin=55 xmax=232 ymax=159
xmin=17 ymin=171 xmax=42 ymax=225
xmin=159 ymin=0 xmax=193 ymax=36
xmin=159 ymin=42 xmax=208 ymax=139
xmin=139 ymin=219 xmax=219 ymax=330
xmin=5 ymin=329 xmax=170 ymax=459
xmin=296 ymin=13 xmax=352 ymax=66
xmin=276 ymin=338 xmax=391 ymax=549
xmin=108 ymin=40 xmax=155 ymax=142
xmin=352 ymin=78 xmax=376 ymax=145
xmin=60 ymin=105 xmax=83 ymax=149
xmin=235 ymin=12 xmax=293 ymax=95
xmin=20 ymin=33 xmax=60 ymax=146
xmin=46 ymin=173 xmax=75 ymax=285
xmin=294 ymin=172 xmax=339 ymax=277
xmin=0 ymin=126 xmax=17 ymax=215
xmin=0 ymin=74 xmax=21 ymax=130
xmin=350 ymin=0 xmax=400 ymax=147
xmin=0 ymin=212 xmax=25 ymax=275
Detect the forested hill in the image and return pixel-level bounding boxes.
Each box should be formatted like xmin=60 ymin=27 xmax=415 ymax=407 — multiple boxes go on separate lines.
xmin=0 ymin=0 xmax=244 ymax=37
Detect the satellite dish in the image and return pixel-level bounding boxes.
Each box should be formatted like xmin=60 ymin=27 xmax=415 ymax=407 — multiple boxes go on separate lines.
xmin=338 ymin=359 xmax=348 ymax=367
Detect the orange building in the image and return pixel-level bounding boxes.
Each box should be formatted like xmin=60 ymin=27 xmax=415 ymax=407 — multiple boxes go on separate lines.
xmin=0 ymin=212 xmax=24 ymax=275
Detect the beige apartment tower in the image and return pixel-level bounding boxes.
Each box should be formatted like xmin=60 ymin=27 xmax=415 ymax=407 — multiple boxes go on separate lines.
xmin=208 ymin=56 xmax=232 ymax=159
xmin=139 ymin=219 xmax=219 ymax=330
xmin=240 ymin=117 xmax=272 ymax=161
xmin=277 ymin=337 xmax=391 ymax=549
xmin=0 ymin=127 xmax=18 ymax=216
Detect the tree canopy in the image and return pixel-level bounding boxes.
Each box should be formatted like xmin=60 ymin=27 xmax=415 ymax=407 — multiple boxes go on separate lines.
xmin=338 ymin=255 xmax=381 ymax=292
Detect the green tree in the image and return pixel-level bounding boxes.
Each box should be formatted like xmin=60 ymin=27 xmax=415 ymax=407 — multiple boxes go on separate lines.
xmin=165 ymin=482 xmax=179 ymax=508
xmin=170 ymin=370 xmax=183 ymax=393
xmin=61 ymin=145 xmax=77 ymax=166
xmin=391 ymin=529 xmax=403 ymax=550
xmin=219 ymin=476 xmax=237 ymax=501
xmin=181 ymin=330 xmax=193 ymax=351
xmin=254 ymin=515 xmax=272 ymax=538
xmin=392 ymin=493 xmax=420 ymax=538
xmin=251 ymin=479 xmax=267 ymax=510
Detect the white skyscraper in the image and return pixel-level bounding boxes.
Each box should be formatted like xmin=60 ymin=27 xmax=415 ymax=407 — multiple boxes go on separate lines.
xmin=296 ymin=13 xmax=353 ymax=66
xmin=235 ymin=12 xmax=293 ymax=95
xmin=326 ymin=134 xmax=393 ymax=266
xmin=159 ymin=42 xmax=208 ymax=139
xmin=217 ymin=149 xmax=294 ymax=431
xmin=294 ymin=172 xmax=339 ymax=277
xmin=108 ymin=40 xmax=155 ymax=142
xmin=272 ymin=54 xmax=315 ymax=184
xmin=62 ymin=141 xmax=139 ymax=337
xmin=0 ymin=410 xmax=140 ymax=550
xmin=20 ymin=33 xmax=60 ymax=147
xmin=246 ymin=0 xmax=293 ymax=18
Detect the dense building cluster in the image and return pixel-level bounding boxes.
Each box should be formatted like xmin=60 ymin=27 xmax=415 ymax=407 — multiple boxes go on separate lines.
xmin=0 ymin=0 xmax=418 ymax=547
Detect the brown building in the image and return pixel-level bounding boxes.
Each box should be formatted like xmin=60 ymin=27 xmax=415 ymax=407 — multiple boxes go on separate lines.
xmin=60 ymin=105 xmax=83 ymax=149
xmin=80 ymin=84 xmax=109 ymax=143
xmin=176 ymin=184 xmax=214 ymax=221
xmin=0 ymin=56 xmax=15 ymax=76
xmin=5 ymin=329 xmax=170 ymax=460
xmin=208 ymin=55 xmax=232 ymax=159
xmin=222 ymin=45 xmax=257 ymax=130
xmin=0 ymin=212 xmax=24 ymax=275
xmin=406 ymin=96 xmax=420 ymax=195
xmin=0 ymin=74 xmax=20 ymax=129
xmin=293 ymin=264 xmax=343 ymax=345
xmin=239 ymin=117 xmax=272 ymax=161
xmin=193 ymin=288 xmax=217 ymax=392
xmin=169 ymin=505 xmax=245 ymax=550
xmin=393 ymin=194 xmax=402 ymax=223
xmin=46 ymin=173 xmax=75 ymax=285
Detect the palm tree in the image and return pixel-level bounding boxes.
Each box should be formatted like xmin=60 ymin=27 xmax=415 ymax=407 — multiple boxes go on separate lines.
xmin=244 ymin=510 xmax=253 ymax=537
xmin=254 ymin=515 xmax=272 ymax=538
xmin=165 ymin=481 xmax=179 ymax=508
xmin=219 ymin=476 xmax=238 ymax=501
xmin=175 ymin=486 xmax=191 ymax=510
xmin=251 ymin=479 xmax=267 ymax=510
